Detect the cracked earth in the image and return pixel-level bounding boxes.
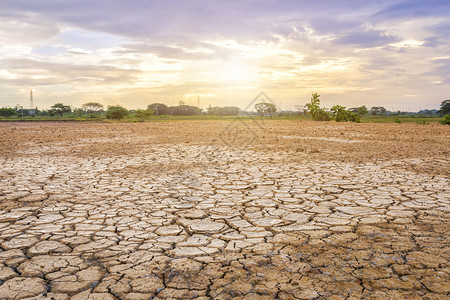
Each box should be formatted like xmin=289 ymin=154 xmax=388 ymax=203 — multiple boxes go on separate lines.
xmin=0 ymin=121 xmax=449 ymax=299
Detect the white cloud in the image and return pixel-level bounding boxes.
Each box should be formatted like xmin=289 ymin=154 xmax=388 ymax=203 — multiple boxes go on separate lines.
xmin=0 ymin=0 xmax=448 ymax=111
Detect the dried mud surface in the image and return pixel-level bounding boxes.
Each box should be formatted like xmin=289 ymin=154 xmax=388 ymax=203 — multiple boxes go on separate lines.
xmin=0 ymin=121 xmax=449 ymax=299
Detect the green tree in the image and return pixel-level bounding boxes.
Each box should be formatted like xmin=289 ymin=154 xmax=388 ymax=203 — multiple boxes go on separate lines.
xmin=168 ymin=105 xmax=202 ymax=116
xmin=106 ymin=105 xmax=129 ymax=120
xmin=207 ymin=106 xmax=241 ymax=116
xmin=357 ymin=106 xmax=368 ymax=116
xmin=72 ymin=108 xmax=85 ymax=117
xmin=331 ymin=105 xmax=347 ymax=122
xmin=440 ymin=114 xmax=450 ymax=125
xmin=82 ymin=102 xmax=104 ymax=118
xmin=50 ymin=103 xmax=71 ymax=118
xmin=331 ymin=105 xmax=360 ymax=122
xmin=305 ymin=93 xmax=330 ymax=121
xmin=255 ymin=103 xmax=277 ymax=117
xmin=147 ymin=103 xmax=168 ymax=116
xmin=134 ymin=109 xmax=154 ymax=120
xmin=438 ymin=100 xmax=450 ymax=116
xmin=0 ymin=107 xmax=17 ymax=117
xmin=370 ymin=106 xmax=387 ymax=116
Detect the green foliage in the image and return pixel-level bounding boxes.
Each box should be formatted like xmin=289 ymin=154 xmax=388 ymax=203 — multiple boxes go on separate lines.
xmin=439 ymin=114 xmax=450 ymax=125
xmin=50 ymin=103 xmax=71 ymax=118
xmin=416 ymin=120 xmax=429 ymax=125
xmin=255 ymin=102 xmax=277 ymax=117
xmin=72 ymin=108 xmax=86 ymax=117
xmin=82 ymin=102 xmax=104 ymax=117
xmin=134 ymin=109 xmax=154 ymax=120
xmin=0 ymin=107 xmax=17 ymax=117
xmin=331 ymin=105 xmax=346 ymax=122
xmin=348 ymin=106 xmax=368 ymax=116
xmin=147 ymin=103 xmax=168 ymax=116
xmin=438 ymin=100 xmax=450 ymax=116
xmin=394 ymin=117 xmax=402 ymax=123
xmin=305 ymin=93 xmax=330 ymax=121
xmin=207 ymin=106 xmax=241 ymax=116
xmin=106 ymin=105 xmax=129 ymax=120
xmin=168 ymin=105 xmax=202 ymax=116
xmin=370 ymin=106 xmax=387 ymax=116
xmin=358 ymin=105 xmax=369 ymax=116
xmin=331 ymin=105 xmax=360 ymax=122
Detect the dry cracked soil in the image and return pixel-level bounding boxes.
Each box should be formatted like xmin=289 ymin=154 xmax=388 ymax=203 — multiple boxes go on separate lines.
xmin=0 ymin=120 xmax=448 ymax=299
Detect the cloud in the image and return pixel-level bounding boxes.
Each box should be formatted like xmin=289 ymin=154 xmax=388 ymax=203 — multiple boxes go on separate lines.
xmin=309 ymin=18 xmax=362 ymax=35
xmin=0 ymin=57 xmax=141 ymax=86
xmin=334 ymin=29 xmax=398 ymax=48
xmin=0 ymin=0 xmax=448 ymax=111
xmin=427 ymin=21 xmax=450 ymax=38
xmin=371 ymin=0 xmax=450 ymax=21
xmin=0 ymin=16 xmax=59 ymax=44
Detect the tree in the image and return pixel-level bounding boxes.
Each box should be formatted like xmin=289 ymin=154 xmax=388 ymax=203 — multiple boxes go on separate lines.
xmin=0 ymin=107 xmax=16 ymax=117
xmin=438 ymin=100 xmax=450 ymax=116
xmin=72 ymin=108 xmax=85 ymax=117
xmin=255 ymin=103 xmax=277 ymax=117
xmin=82 ymin=102 xmax=104 ymax=118
xmin=134 ymin=109 xmax=154 ymax=120
xmin=357 ymin=106 xmax=368 ymax=116
xmin=331 ymin=105 xmax=347 ymax=122
xmin=106 ymin=105 xmax=129 ymax=120
xmin=370 ymin=106 xmax=387 ymax=116
xmin=331 ymin=105 xmax=360 ymax=122
xmin=147 ymin=103 xmax=168 ymax=116
xmin=207 ymin=106 xmax=241 ymax=116
xmin=50 ymin=103 xmax=71 ymax=118
xmin=168 ymin=105 xmax=201 ymax=116
xmin=305 ymin=93 xmax=330 ymax=121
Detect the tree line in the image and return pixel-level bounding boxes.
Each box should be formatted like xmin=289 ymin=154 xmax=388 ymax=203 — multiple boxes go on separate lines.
xmin=0 ymin=102 xmax=242 ymax=119
xmin=1 ymin=98 xmax=448 ymax=121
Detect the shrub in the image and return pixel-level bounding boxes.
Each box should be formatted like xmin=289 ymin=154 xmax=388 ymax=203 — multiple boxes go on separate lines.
xmin=168 ymin=105 xmax=202 ymax=116
xmin=0 ymin=107 xmax=17 ymax=117
xmin=416 ymin=120 xmax=429 ymax=125
xmin=440 ymin=114 xmax=450 ymax=125
xmin=306 ymin=93 xmax=331 ymax=121
xmin=394 ymin=117 xmax=402 ymax=123
xmin=331 ymin=105 xmax=360 ymax=123
xmin=106 ymin=105 xmax=129 ymax=120
xmin=134 ymin=109 xmax=154 ymax=120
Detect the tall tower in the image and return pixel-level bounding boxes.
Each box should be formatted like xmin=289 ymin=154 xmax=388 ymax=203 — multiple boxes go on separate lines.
xmin=29 ymin=90 xmax=36 ymax=115
xmin=30 ymin=90 xmax=34 ymax=109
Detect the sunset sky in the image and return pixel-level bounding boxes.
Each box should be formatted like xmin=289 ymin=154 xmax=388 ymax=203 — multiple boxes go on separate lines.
xmin=0 ymin=0 xmax=449 ymax=111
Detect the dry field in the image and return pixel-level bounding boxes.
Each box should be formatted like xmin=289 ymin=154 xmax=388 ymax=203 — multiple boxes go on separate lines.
xmin=0 ymin=120 xmax=449 ymax=299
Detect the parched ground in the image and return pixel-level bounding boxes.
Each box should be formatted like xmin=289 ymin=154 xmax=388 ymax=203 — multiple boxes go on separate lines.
xmin=0 ymin=120 xmax=448 ymax=299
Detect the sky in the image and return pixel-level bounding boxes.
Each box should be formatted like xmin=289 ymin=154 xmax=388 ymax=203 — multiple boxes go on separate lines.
xmin=0 ymin=0 xmax=449 ymax=111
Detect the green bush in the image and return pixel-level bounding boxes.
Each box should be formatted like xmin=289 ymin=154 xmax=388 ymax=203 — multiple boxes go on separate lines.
xmin=331 ymin=105 xmax=360 ymax=123
xmin=416 ymin=120 xmax=429 ymax=125
xmin=134 ymin=109 xmax=154 ymax=120
xmin=440 ymin=114 xmax=450 ymax=125
xmin=0 ymin=107 xmax=16 ymax=117
xmin=306 ymin=93 xmax=331 ymax=121
xmin=106 ymin=105 xmax=129 ymax=120
xmin=394 ymin=117 xmax=402 ymax=123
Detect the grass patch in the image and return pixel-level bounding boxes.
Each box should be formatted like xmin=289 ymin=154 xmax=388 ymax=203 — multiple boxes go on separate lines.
xmin=360 ymin=116 xmax=441 ymax=123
